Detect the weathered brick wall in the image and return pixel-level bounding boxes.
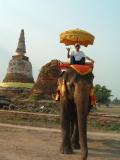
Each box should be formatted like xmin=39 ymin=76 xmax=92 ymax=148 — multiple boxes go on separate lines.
xmin=3 ymin=55 xmax=34 ymax=83
xmin=31 ymin=60 xmax=61 ymax=99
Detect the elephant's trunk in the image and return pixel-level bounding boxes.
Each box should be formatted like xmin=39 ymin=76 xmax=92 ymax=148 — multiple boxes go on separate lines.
xmin=74 ymin=81 xmax=91 ymax=160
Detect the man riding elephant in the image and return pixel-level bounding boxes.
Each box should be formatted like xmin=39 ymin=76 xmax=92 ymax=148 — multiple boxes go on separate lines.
xmin=67 ymin=43 xmax=94 ymax=65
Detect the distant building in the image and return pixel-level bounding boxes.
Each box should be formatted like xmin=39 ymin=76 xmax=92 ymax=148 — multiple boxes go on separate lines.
xmin=0 ymin=29 xmax=34 ymax=98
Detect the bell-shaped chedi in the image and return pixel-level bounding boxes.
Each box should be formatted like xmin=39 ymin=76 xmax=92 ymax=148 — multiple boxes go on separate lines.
xmin=3 ymin=29 xmax=34 ymax=83
xmin=0 ymin=29 xmax=34 ymax=98
xmin=31 ymin=60 xmax=61 ymax=99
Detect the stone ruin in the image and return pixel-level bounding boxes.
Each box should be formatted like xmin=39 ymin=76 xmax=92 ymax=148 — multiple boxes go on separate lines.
xmin=3 ymin=29 xmax=34 ymax=83
xmin=0 ymin=29 xmax=61 ymax=101
xmin=0 ymin=29 xmax=34 ymax=98
xmin=31 ymin=59 xmax=61 ymax=100
xmin=3 ymin=54 xmax=34 ymax=83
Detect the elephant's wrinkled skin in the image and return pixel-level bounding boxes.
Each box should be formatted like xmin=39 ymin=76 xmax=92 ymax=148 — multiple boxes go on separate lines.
xmin=59 ymin=67 xmax=94 ymax=160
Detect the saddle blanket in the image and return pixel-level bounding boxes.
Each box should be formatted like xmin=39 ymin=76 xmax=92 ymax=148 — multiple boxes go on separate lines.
xmin=70 ymin=64 xmax=93 ymax=75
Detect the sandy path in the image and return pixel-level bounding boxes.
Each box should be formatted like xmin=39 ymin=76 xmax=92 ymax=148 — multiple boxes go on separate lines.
xmin=0 ymin=123 xmax=119 ymax=160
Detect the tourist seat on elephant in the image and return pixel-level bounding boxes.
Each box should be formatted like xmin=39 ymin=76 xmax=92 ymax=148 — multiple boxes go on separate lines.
xmin=59 ymin=61 xmax=94 ymax=73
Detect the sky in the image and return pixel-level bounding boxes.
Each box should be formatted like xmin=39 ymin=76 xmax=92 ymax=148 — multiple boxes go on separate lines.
xmin=0 ymin=0 xmax=120 ymax=98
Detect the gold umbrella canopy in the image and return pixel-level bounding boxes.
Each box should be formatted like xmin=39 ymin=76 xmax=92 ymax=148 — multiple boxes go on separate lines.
xmin=60 ymin=29 xmax=95 ymax=47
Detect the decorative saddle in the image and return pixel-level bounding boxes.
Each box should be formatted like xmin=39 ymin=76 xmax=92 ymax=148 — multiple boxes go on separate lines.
xmin=59 ymin=62 xmax=93 ymax=75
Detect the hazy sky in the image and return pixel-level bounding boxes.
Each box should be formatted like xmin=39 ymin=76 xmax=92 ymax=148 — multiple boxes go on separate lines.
xmin=0 ymin=0 xmax=120 ymax=98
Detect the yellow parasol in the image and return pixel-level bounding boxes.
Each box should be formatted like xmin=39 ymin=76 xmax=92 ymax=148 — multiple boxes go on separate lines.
xmin=60 ymin=29 xmax=95 ymax=47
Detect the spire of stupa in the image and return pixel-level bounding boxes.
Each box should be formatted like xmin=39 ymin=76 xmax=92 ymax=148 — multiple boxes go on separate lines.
xmin=16 ymin=29 xmax=26 ymax=55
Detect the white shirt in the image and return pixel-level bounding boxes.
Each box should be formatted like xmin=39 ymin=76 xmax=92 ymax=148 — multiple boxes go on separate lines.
xmin=71 ymin=51 xmax=86 ymax=61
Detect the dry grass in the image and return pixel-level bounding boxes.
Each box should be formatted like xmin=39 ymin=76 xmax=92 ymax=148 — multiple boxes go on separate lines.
xmin=96 ymin=105 xmax=120 ymax=116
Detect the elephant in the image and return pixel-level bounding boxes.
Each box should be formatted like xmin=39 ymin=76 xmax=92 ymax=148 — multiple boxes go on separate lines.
xmin=58 ymin=66 xmax=94 ymax=160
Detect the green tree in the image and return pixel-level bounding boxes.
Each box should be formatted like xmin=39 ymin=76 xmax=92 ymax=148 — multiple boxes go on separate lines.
xmin=95 ymin=84 xmax=112 ymax=105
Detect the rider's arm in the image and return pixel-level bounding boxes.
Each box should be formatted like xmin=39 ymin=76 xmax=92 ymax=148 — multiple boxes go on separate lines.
xmin=86 ymin=56 xmax=94 ymax=63
xmin=66 ymin=48 xmax=71 ymax=58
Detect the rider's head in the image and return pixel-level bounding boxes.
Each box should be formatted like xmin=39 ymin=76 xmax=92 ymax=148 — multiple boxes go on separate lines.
xmin=75 ymin=43 xmax=80 ymax=51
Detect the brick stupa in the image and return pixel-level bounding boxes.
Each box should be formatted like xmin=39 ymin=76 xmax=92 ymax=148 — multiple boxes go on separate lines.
xmin=0 ymin=29 xmax=34 ymax=98
xmin=31 ymin=60 xmax=61 ymax=99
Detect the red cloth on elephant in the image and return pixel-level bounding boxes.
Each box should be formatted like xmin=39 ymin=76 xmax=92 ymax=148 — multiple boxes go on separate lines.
xmin=90 ymin=88 xmax=96 ymax=106
xmin=70 ymin=64 xmax=93 ymax=75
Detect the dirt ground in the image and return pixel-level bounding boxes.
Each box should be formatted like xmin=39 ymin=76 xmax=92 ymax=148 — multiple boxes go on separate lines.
xmin=0 ymin=124 xmax=119 ymax=160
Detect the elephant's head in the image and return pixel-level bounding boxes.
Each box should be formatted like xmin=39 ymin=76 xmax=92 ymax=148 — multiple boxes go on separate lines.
xmin=59 ymin=67 xmax=94 ymax=104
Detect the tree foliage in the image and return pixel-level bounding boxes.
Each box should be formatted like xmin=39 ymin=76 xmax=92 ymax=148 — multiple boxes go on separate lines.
xmin=95 ymin=84 xmax=112 ymax=105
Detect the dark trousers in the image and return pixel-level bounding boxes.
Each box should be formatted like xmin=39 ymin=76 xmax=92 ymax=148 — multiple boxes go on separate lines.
xmin=70 ymin=56 xmax=85 ymax=65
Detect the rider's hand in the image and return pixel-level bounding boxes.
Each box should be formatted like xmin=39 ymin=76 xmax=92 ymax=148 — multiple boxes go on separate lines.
xmin=66 ymin=48 xmax=70 ymax=52
xmin=91 ymin=60 xmax=95 ymax=64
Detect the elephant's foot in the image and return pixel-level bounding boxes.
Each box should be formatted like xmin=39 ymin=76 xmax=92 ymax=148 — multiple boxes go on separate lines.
xmin=60 ymin=144 xmax=73 ymax=154
xmin=80 ymin=156 xmax=87 ymax=160
xmin=80 ymin=149 xmax=88 ymax=160
xmin=72 ymin=143 xmax=80 ymax=149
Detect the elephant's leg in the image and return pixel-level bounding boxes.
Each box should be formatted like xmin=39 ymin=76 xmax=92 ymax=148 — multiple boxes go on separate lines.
xmin=77 ymin=115 xmax=88 ymax=160
xmin=74 ymin=84 xmax=90 ymax=160
xmin=71 ymin=118 xmax=80 ymax=149
xmin=70 ymin=120 xmax=74 ymax=137
xmin=60 ymin=99 xmax=73 ymax=154
xmin=70 ymin=106 xmax=75 ymax=138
